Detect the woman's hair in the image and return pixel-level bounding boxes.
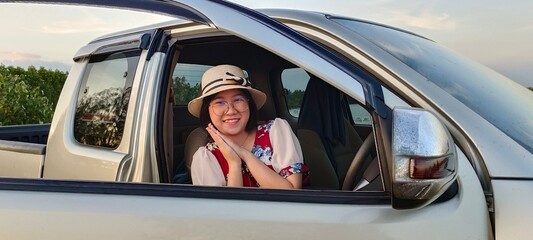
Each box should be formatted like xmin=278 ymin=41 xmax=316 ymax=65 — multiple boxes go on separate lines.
xmin=199 ymin=89 xmax=258 ymax=132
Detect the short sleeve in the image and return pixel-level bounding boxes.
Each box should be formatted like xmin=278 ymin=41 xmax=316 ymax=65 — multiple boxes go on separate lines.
xmin=269 ymin=118 xmax=306 ymax=178
xmin=191 ymin=147 xmax=226 ymax=186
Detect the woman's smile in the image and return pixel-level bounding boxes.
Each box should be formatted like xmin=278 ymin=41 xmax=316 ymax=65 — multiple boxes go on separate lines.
xmin=209 ymin=89 xmax=250 ymax=136
xmin=223 ymin=118 xmax=240 ymax=124
xmin=222 ymin=117 xmax=242 ymax=128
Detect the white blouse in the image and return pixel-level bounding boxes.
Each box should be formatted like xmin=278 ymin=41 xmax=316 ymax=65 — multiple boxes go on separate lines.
xmin=191 ymin=118 xmax=304 ymax=186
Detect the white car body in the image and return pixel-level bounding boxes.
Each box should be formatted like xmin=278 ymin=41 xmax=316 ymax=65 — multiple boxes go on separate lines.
xmin=0 ymin=1 xmax=531 ymax=239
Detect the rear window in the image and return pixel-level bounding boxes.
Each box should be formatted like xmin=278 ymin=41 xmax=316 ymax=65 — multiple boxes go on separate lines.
xmin=172 ymin=63 xmax=209 ymax=105
xmin=73 ymin=50 xmax=140 ymax=148
xmin=349 ymin=99 xmax=372 ymax=126
xmin=281 ymin=68 xmax=309 ymax=117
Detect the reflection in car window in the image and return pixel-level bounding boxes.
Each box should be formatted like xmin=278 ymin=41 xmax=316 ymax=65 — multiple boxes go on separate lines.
xmin=74 ymin=50 xmax=140 ymax=148
xmin=348 ymin=98 xmax=372 ymax=126
xmin=281 ymin=68 xmax=309 ymax=117
xmin=331 ymin=18 xmax=533 ymax=153
xmin=172 ymin=63 xmax=210 ymax=105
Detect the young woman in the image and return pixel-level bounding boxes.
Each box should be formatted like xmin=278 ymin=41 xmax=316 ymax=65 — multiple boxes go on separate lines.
xmin=188 ymin=64 xmax=308 ymax=189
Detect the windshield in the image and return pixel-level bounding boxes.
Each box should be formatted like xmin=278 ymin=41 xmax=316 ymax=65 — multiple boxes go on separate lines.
xmin=331 ymin=17 xmax=533 ymax=153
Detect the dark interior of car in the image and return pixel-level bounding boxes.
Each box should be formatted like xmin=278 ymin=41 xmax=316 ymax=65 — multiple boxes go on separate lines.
xmin=165 ymin=35 xmax=381 ymax=191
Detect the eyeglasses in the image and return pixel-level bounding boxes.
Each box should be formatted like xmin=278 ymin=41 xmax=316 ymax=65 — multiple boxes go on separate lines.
xmin=209 ymin=97 xmax=249 ymax=116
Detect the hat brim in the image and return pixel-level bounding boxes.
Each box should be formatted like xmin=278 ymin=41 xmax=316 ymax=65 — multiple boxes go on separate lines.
xmin=188 ymin=85 xmax=266 ymax=118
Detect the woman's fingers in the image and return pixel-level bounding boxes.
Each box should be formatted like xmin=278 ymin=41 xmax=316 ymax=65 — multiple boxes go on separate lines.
xmin=206 ymin=123 xmax=247 ymax=161
xmin=206 ymin=124 xmax=241 ymax=165
xmin=207 ymin=123 xmax=237 ymax=148
xmin=206 ymin=124 xmax=224 ymax=140
xmin=205 ymin=124 xmax=218 ymax=139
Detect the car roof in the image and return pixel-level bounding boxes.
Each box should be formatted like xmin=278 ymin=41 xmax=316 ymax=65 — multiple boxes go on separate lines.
xmin=88 ymin=8 xmax=426 ymax=44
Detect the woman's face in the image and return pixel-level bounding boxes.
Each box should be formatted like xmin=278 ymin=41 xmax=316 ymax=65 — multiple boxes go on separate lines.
xmin=208 ymin=89 xmax=250 ymax=136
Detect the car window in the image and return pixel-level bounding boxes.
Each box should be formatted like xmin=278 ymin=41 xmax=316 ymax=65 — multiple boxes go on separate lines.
xmin=348 ymin=98 xmax=372 ymax=126
xmin=73 ymin=50 xmax=140 ymax=148
xmin=172 ymin=63 xmax=209 ymax=105
xmin=280 ymin=68 xmax=371 ymax=126
xmin=281 ymin=68 xmax=309 ymax=117
xmin=171 ymin=35 xmax=382 ymax=191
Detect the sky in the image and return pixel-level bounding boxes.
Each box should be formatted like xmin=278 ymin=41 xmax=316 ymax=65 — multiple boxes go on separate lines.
xmin=0 ymin=1 xmax=532 ymax=87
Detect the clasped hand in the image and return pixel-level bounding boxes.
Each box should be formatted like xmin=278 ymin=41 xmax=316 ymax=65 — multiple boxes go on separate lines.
xmin=205 ymin=123 xmax=248 ymax=167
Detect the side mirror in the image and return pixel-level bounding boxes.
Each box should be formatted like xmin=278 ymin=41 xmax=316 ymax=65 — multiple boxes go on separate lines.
xmin=391 ymin=107 xmax=457 ymax=209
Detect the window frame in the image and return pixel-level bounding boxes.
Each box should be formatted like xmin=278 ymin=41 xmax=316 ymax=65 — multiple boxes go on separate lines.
xmin=0 ymin=177 xmax=391 ymax=205
xmin=73 ymin=50 xmax=141 ymax=149
xmin=163 ymin=31 xmax=387 ymax=197
xmin=279 ymin=67 xmax=310 ymax=118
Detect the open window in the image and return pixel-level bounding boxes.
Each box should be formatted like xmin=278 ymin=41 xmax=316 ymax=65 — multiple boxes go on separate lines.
xmin=163 ymin=31 xmax=383 ymax=193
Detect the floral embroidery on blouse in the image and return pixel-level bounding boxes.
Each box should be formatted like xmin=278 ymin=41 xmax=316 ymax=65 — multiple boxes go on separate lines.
xmin=257 ymin=121 xmax=272 ymax=132
xmin=252 ymin=120 xmax=274 ymax=165
xmin=279 ymin=162 xmax=309 ymax=179
xmin=264 ymin=120 xmax=273 ymax=131
xmin=206 ymin=141 xmax=218 ymax=151
xmin=252 ymin=145 xmax=272 ymax=163
xmin=204 ymin=119 xmax=309 ymax=186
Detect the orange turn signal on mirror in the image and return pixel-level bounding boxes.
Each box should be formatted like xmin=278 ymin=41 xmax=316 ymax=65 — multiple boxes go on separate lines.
xmin=409 ymin=156 xmax=450 ymax=179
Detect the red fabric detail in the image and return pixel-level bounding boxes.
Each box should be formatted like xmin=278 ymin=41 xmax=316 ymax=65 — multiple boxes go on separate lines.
xmin=210 ymin=148 xmax=228 ymax=178
xmin=208 ymin=121 xmax=274 ymax=188
xmin=210 ymin=146 xmax=257 ymax=187
xmin=254 ymin=122 xmax=273 ymax=154
xmin=208 ymin=120 xmax=310 ymax=187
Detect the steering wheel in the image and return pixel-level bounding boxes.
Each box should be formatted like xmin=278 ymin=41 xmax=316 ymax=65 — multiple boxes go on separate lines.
xmin=342 ymin=133 xmax=375 ymax=191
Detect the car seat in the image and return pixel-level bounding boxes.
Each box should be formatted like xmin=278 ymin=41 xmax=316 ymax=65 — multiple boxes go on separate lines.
xmin=297 ymin=76 xmax=364 ymax=190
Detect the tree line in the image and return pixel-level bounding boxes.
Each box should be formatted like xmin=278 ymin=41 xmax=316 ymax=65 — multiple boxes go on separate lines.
xmin=1 ymin=65 xmax=531 ymax=126
xmin=0 ymin=65 xmax=67 ymax=126
xmin=172 ymin=75 xmax=307 ymax=110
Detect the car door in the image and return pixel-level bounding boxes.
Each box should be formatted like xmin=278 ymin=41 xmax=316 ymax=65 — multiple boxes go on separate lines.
xmin=0 ymin=1 xmax=488 ymax=239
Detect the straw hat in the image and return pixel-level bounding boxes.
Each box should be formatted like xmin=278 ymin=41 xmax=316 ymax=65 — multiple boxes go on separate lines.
xmin=188 ymin=65 xmax=266 ymax=118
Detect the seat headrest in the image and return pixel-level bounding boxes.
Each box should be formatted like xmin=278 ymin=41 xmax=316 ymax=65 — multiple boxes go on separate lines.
xmin=297 ymin=76 xmax=346 ymax=145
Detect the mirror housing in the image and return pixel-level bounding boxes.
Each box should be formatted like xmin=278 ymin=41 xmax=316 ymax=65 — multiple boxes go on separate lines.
xmin=391 ymin=107 xmax=457 ymax=209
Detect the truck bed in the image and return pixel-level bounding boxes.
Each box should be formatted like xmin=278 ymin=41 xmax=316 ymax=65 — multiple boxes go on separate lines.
xmin=0 ymin=124 xmax=50 ymax=144
xmin=0 ymin=124 xmax=49 ymax=178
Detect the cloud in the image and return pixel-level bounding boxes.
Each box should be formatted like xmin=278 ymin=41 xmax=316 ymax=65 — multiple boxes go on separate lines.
xmin=35 ymin=9 xmax=173 ymax=34
xmin=40 ymin=20 xmax=113 ymax=34
xmin=518 ymin=24 xmax=533 ymax=31
xmin=0 ymin=59 xmax=71 ymax=72
xmin=0 ymin=51 xmax=42 ymax=61
xmin=487 ymin=62 xmax=533 ymax=88
xmin=0 ymin=52 xmax=70 ymax=71
xmin=38 ymin=12 xmax=116 ymax=34
xmin=386 ymin=8 xmax=457 ymax=31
